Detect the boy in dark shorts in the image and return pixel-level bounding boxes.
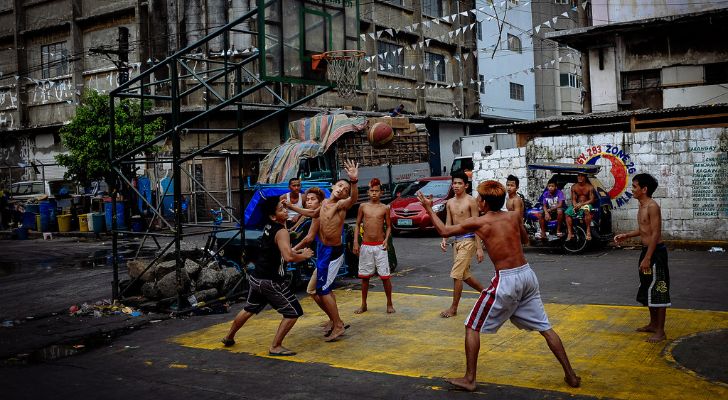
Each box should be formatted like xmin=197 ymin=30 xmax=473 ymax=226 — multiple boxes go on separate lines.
xmin=221 ymin=197 xmax=314 ymax=356
xmin=615 ymin=173 xmax=670 ymax=343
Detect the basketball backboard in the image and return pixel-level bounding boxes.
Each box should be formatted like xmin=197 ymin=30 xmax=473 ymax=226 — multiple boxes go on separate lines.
xmin=258 ymin=0 xmax=360 ymax=86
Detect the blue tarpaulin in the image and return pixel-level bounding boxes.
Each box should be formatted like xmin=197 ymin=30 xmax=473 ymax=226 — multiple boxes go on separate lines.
xmin=244 ymin=183 xmax=331 ymax=229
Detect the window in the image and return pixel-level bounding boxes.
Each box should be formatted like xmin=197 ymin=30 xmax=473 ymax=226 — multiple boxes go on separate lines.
xmin=477 ymin=21 xmax=483 ymax=41
xmin=41 ymin=42 xmax=69 ymax=79
xmin=554 ymin=0 xmax=568 ymax=4
xmin=479 ymin=74 xmax=485 ymax=94
xmin=424 ymin=52 xmax=446 ymax=82
xmin=387 ymin=0 xmax=403 ymax=5
xmin=422 ymin=0 xmax=443 ymax=17
xmin=507 ymin=34 xmax=521 ymax=53
xmin=621 ymin=70 xmax=660 ymax=91
xmin=560 ymin=73 xmax=581 ymax=88
xmin=509 ymin=82 xmax=524 ymax=101
xmin=378 ymin=41 xmax=404 ymax=75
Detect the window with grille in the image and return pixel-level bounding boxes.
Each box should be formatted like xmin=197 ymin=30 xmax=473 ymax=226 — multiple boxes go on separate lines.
xmin=477 ymin=21 xmax=483 ymax=40
xmin=621 ymin=70 xmax=660 ymax=91
xmin=378 ymin=41 xmax=404 ymax=76
xmin=424 ymin=52 xmax=446 ymax=82
xmin=560 ymin=73 xmax=581 ymax=88
xmin=422 ymin=0 xmax=443 ymax=17
xmin=41 ymin=42 xmax=69 ymax=79
xmin=507 ymin=34 xmax=521 ymax=53
xmin=509 ymin=82 xmax=524 ymax=101
xmin=479 ymin=74 xmax=485 ymax=94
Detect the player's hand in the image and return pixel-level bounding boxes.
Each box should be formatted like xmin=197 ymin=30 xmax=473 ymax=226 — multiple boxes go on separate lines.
xmin=416 ymin=191 xmax=433 ymax=210
xmin=440 ymin=238 xmax=447 ymax=252
xmin=639 ymin=258 xmax=651 ymax=274
xmin=281 ymin=198 xmax=289 ymax=208
xmin=300 ymin=248 xmax=314 ymax=259
xmin=476 ymin=247 xmax=484 ymax=263
xmin=545 ymin=212 xmax=551 ymax=221
xmin=382 ymin=241 xmax=388 ymax=251
xmin=614 ymin=233 xmax=626 ymax=244
xmin=344 ymin=159 xmax=359 ymax=181
xmin=352 ymin=243 xmax=359 ymax=255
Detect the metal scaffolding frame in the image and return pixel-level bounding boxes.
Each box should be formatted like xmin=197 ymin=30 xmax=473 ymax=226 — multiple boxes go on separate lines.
xmin=108 ymin=5 xmax=330 ymax=310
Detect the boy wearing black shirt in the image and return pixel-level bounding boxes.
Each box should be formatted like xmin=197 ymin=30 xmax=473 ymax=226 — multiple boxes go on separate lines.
xmin=222 ymin=197 xmax=314 ymax=356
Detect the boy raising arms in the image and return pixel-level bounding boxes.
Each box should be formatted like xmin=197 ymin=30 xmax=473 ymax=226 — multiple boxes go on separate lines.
xmin=353 ymin=178 xmax=395 ymax=314
xmin=285 ymin=160 xmax=359 ymax=341
xmin=440 ymin=171 xmax=484 ymax=318
xmin=417 ymin=181 xmax=580 ymax=391
xmin=614 ymin=173 xmax=670 ymax=343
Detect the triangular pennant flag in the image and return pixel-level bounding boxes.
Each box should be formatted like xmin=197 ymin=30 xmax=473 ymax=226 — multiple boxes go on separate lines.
xmin=397 ymin=48 xmax=403 ymax=54
xmin=463 ymin=53 xmax=469 ymax=61
xmin=552 ymin=16 xmax=558 ymax=24
xmin=535 ymin=25 xmax=541 ymax=33
xmin=443 ymin=15 xmax=451 ymax=23
xmin=433 ymin=19 xmax=440 ymax=25
xmin=544 ymin=20 xmax=551 ymax=28
xmin=360 ymin=34 xmax=366 ymax=41
xmin=449 ymin=31 xmax=455 ymax=38
xmin=434 ymin=60 xmax=440 ymax=67
xmin=558 ymin=56 xmax=563 ymax=62
xmin=461 ymin=11 xmax=468 ymax=17
xmin=425 ymin=39 xmax=431 ymax=47
xmin=459 ymin=82 xmax=463 ymax=87
xmin=376 ymin=31 xmax=383 ymax=38
xmin=369 ymin=32 xmax=376 ymax=39
xmin=364 ymin=67 xmax=371 ymax=73
xmin=550 ymin=59 xmax=556 ymax=65
xmin=413 ymin=22 xmax=419 ymax=29
xmin=561 ymin=11 xmax=569 ymax=17
xmin=386 ymin=28 xmax=393 ymax=36
xmin=424 ymin=21 xmax=431 ymax=28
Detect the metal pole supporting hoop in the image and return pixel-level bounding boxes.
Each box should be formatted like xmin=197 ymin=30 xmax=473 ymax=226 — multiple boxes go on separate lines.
xmin=323 ymin=50 xmax=365 ymax=99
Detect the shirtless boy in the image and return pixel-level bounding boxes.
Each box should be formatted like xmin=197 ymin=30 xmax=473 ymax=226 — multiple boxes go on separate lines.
xmin=440 ymin=171 xmax=484 ymax=318
xmin=614 ymin=173 xmax=670 ymax=343
xmin=417 ymin=180 xmax=580 ymax=391
xmin=505 ymin=174 xmax=524 ymax=218
xmin=285 ymin=160 xmax=359 ymax=341
xmin=566 ymin=173 xmax=596 ymax=241
xmin=221 ymin=197 xmax=314 ymax=356
xmin=353 ymin=178 xmax=395 ymax=314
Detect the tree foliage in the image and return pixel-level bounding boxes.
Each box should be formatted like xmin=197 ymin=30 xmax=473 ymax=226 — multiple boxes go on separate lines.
xmin=56 ymin=91 xmax=164 ymax=186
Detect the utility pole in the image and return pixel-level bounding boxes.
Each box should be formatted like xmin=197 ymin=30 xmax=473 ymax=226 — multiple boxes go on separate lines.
xmin=90 ymin=27 xmax=130 ymax=84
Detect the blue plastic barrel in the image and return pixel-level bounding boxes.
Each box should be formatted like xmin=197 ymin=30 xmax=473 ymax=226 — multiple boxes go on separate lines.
xmin=22 ymin=211 xmax=36 ymax=230
xmin=92 ymin=213 xmax=106 ymax=233
xmin=130 ymin=216 xmax=143 ymax=232
xmin=39 ymin=200 xmax=57 ymax=232
xmin=25 ymin=203 xmax=40 ymax=214
xmin=104 ymin=201 xmax=127 ymax=230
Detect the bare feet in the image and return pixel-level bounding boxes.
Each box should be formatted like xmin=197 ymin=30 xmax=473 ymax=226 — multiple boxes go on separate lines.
xmin=445 ymin=377 xmax=477 ymax=392
xmin=586 ymin=234 xmax=592 ymax=241
xmin=325 ymin=325 xmax=346 ymax=342
xmin=636 ymin=325 xmax=656 ymax=333
xmin=354 ymin=305 xmax=367 ymax=314
xmin=440 ymin=308 xmax=457 ymax=318
xmin=566 ymin=234 xmax=574 ymax=241
xmin=646 ymin=333 xmax=666 ymax=343
xmin=387 ymin=305 xmax=396 ymax=313
xmin=564 ymin=375 xmax=581 ymax=388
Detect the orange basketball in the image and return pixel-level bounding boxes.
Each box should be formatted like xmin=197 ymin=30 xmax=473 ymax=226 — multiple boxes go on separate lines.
xmin=368 ymin=122 xmax=394 ymax=149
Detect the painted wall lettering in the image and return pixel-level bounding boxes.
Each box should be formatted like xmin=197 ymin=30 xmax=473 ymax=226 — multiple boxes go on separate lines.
xmin=575 ymin=144 xmax=636 ymax=208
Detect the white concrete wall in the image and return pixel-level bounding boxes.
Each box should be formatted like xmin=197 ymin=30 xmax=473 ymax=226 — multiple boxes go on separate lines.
xmin=663 ymin=84 xmax=728 ymax=108
xmin=478 ymin=3 xmax=535 ymax=121
xmin=591 ymin=0 xmax=728 ymax=25
xmin=473 ymin=128 xmax=728 ymax=241
xmin=438 ymin=122 xmax=467 ymax=175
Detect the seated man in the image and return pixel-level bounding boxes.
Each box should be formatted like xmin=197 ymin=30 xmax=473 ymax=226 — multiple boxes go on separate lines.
xmin=537 ymin=179 xmax=565 ymax=239
xmin=566 ymin=173 xmax=596 ymax=241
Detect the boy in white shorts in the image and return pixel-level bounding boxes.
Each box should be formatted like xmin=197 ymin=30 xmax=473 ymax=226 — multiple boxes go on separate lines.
xmin=353 ymin=178 xmax=395 ymax=314
xmin=417 ymin=180 xmax=580 ymax=391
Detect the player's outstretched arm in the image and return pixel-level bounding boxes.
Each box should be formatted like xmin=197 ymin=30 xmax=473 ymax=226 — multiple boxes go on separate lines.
xmin=338 ymin=160 xmax=359 ymax=210
xmin=284 ymin=200 xmax=320 ymax=218
xmin=417 ymin=191 xmax=469 ymax=237
xmin=276 ymin=229 xmax=313 ymax=262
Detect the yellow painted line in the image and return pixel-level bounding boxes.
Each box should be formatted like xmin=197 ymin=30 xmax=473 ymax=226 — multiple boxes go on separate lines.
xmin=168 ymin=363 xmax=188 ymax=369
xmin=406 ymin=284 xmax=480 ymax=294
xmin=172 ymin=290 xmax=728 ymax=400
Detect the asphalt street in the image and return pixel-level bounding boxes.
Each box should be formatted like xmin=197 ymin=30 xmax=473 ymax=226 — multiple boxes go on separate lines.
xmin=1 ymin=234 xmax=727 ymax=399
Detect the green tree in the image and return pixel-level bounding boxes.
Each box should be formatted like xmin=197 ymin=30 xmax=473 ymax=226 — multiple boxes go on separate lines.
xmin=55 ymin=91 xmax=164 ymax=187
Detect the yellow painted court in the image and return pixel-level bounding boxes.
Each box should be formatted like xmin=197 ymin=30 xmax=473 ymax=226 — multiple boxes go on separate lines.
xmin=173 ymin=289 xmax=728 ymax=399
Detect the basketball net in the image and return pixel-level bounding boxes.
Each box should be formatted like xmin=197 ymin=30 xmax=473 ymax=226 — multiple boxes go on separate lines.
xmin=321 ymin=50 xmax=365 ymax=99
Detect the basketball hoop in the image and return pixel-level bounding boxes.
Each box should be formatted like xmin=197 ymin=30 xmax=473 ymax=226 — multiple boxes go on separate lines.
xmin=312 ymin=50 xmax=365 ymax=99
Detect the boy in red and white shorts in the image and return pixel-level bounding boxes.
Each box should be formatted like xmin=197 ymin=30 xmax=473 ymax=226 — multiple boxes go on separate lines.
xmin=353 ymin=178 xmax=395 ymax=314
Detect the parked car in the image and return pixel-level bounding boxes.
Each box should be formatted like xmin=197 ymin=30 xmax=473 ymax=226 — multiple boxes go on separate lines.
xmin=390 ymin=176 xmax=453 ymax=233
xmin=8 ymin=180 xmax=76 ymax=202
